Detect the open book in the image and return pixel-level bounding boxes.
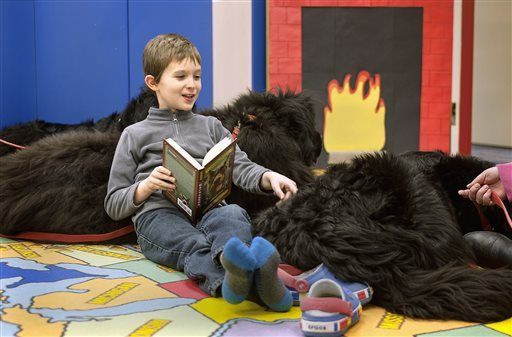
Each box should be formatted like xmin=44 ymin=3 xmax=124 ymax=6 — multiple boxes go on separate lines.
xmin=162 ymin=137 xmax=236 ymax=223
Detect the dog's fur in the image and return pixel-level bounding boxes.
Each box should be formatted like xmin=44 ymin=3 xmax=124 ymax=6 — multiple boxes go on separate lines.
xmin=1 ymin=89 xmax=511 ymax=323
xmin=0 ymin=90 xmax=157 ymax=234
xmin=253 ymin=151 xmax=512 ymax=323
xmin=0 ymin=131 xmax=123 ymax=234
xmin=202 ymin=89 xmax=322 ymax=214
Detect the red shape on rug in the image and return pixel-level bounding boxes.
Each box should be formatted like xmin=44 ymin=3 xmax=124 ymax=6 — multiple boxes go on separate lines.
xmin=160 ymin=279 xmax=210 ymax=300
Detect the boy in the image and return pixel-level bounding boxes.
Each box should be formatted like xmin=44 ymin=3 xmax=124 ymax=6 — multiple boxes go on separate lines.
xmin=105 ymin=33 xmax=294 ymax=311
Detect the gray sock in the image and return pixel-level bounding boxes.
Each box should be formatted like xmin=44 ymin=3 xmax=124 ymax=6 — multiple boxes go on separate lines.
xmin=250 ymin=236 xmax=292 ymax=312
xmin=220 ymin=237 xmax=257 ymax=304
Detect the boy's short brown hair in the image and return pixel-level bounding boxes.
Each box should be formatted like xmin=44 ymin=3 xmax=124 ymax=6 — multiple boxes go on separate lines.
xmin=143 ymin=33 xmax=201 ymax=83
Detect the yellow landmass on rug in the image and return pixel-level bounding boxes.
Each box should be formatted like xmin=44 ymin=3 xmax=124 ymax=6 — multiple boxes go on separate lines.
xmin=486 ymin=317 xmax=512 ymax=335
xmin=33 ymin=275 xmax=176 ymax=310
xmin=192 ymin=297 xmax=301 ymax=324
xmin=1 ymin=305 xmax=65 ymax=337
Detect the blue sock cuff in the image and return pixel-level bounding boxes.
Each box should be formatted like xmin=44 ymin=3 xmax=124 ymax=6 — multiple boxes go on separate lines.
xmin=269 ymin=290 xmax=293 ymax=312
xmin=222 ymin=282 xmax=247 ymax=304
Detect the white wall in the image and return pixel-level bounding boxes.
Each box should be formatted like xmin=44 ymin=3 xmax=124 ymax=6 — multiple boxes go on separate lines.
xmin=451 ymin=0 xmax=462 ymax=154
xmin=472 ymin=0 xmax=512 ymax=147
xmin=212 ymin=0 xmax=252 ymax=108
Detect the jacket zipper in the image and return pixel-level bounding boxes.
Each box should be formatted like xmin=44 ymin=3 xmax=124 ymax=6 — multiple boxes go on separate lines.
xmin=171 ymin=111 xmax=184 ymax=145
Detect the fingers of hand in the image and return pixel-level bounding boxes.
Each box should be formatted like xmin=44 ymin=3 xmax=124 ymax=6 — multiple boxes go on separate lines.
xmin=148 ymin=177 xmax=175 ymax=192
xmin=273 ymin=184 xmax=285 ymax=200
xmin=156 ymin=166 xmax=171 ymax=175
xmin=148 ymin=168 xmax=176 ymax=192
xmin=476 ymin=185 xmax=491 ymax=205
xmin=274 ymin=180 xmax=297 ymax=201
xmin=282 ymin=190 xmax=293 ymax=201
xmin=286 ymin=179 xmax=298 ymax=194
xmin=483 ymin=189 xmax=493 ymax=205
xmin=468 ymin=183 xmax=481 ymax=202
xmin=458 ymin=189 xmax=469 ymax=198
xmin=153 ymin=167 xmax=175 ymax=183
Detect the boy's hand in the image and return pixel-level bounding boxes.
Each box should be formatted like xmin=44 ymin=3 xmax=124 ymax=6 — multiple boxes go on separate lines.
xmin=261 ymin=171 xmax=297 ymax=202
xmin=135 ymin=166 xmax=176 ymax=205
xmin=144 ymin=166 xmax=176 ymax=192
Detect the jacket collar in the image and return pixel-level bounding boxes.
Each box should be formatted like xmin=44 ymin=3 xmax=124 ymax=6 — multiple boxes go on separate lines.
xmin=147 ymin=107 xmax=193 ymax=121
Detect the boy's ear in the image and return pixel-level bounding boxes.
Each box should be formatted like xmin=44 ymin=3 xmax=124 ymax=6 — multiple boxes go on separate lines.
xmin=144 ymin=75 xmax=158 ymax=91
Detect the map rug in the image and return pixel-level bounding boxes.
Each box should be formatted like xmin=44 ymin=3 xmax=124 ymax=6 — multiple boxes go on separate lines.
xmin=1 ymin=237 xmax=510 ymax=337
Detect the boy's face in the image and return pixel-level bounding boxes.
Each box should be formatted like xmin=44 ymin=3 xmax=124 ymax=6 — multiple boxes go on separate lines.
xmin=149 ymin=58 xmax=202 ymax=111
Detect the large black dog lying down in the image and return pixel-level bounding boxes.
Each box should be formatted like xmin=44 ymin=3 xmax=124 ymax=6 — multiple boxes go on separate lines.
xmin=1 ymin=89 xmax=511 ymax=323
xmin=0 ymin=89 xmax=321 ymax=233
xmin=253 ymin=151 xmax=512 ymax=323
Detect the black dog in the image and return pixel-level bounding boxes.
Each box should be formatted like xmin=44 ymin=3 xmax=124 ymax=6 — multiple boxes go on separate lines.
xmin=253 ymin=151 xmax=512 ymax=323
xmin=0 ymin=89 xmax=320 ymax=234
xmin=202 ymin=89 xmax=322 ymax=214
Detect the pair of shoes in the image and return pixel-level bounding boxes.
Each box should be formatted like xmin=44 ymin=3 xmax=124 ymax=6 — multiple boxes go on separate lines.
xmin=278 ymin=264 xmax=369 ymax=337
xmin=278 ymin=263 xmax=373 ymax=306
xmin=300 ymin=279 xmax=362 ymax=337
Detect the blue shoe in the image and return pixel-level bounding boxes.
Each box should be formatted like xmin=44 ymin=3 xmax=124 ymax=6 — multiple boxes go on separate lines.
xmin=300 ymin=279 xmax=361 ymax=337
xmin=278 ymin=263 xmax=373 ymax=306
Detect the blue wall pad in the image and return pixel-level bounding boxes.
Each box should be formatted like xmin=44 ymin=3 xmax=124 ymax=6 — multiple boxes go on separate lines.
xmin=1 ymin=1 xmax=37 ymax=128
xmin=34 ymin=1 xmax=129 ymax=124
xmin=128 ymin=1 xmax=213 ymax=111
xmin=1 ymin=0 xmax=213 ymax=128
xmin=252 ymin=0 xmax=266 ymax=93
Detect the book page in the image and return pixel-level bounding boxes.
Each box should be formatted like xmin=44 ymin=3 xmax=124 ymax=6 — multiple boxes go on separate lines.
xmin=165 ymin=138 xmax=202 ymax=170
xmin=201 ymin=140 xmax=236 ymax=213
xmin=203 ymin=137 xmax=233 ymax=166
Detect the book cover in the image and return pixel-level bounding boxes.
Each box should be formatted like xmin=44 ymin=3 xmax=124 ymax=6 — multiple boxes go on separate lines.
xmin=162 ymin=137 xmax=236 ymax=223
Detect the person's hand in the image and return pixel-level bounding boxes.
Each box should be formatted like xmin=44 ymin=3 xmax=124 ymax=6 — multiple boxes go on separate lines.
xmin=143 ymin=166 xmax=176 ymax=192
xmin=135 ymin=166 xmax=176 ymax=204
xmin=261 ymin=171 xmax=297 ymax=202
xmin=458 ymin=166 xmax=506 ymax=206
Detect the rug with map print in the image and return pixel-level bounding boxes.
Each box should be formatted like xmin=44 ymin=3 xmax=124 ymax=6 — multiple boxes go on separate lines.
xmin=1 ymin=238 xmax=510 ymax=337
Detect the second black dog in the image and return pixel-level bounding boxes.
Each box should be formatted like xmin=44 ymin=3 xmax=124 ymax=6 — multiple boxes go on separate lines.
xmin=253 ymin=151 xmax=512 ymax=323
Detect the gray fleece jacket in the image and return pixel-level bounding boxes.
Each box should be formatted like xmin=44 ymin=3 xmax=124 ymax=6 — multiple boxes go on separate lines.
xmin=104 ymin=107 xmax=270 ymax=223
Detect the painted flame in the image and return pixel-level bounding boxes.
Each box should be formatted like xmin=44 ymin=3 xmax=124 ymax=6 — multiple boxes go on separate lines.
xmin=323 ymin=71 xmax=386 ymax=152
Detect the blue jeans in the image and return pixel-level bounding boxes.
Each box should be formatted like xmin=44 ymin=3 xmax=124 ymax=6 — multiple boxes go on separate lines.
xmin=135 ymin=204 xmax=252 ymax=296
